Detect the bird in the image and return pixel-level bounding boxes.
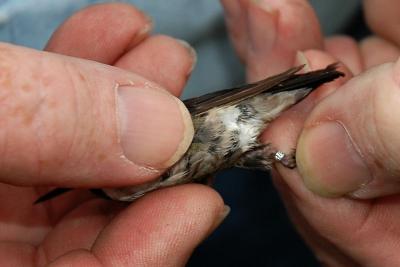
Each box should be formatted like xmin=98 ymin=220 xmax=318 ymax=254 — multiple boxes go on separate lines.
xmin=35 ymin=63 xmax=344 ymax=203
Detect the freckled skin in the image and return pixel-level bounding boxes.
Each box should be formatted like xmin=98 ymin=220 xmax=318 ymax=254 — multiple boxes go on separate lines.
xmin=35 ymin=65 xmax=344 ymax=203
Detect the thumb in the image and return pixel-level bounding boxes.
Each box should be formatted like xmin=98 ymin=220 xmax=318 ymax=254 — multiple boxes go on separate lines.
xmin=0 ymin=43 xmax=193 ymax=187
xmin=297 ymin=58 xmax=400 ymax=199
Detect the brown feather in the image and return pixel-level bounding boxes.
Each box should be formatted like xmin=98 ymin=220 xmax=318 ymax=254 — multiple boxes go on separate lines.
xmin=184 ymin=65 xmax=304 ymax=115
xmin=184 ymin=63 xmax=343 ymax=115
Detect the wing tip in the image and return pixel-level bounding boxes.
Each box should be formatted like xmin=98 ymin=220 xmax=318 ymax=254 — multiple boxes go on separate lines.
xmin=33 ymin=188 xmax=72 ymax=205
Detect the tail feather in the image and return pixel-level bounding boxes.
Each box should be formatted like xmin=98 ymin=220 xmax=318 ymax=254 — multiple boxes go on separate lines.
xmin=270 ymin=63 xmax=344 ymax=94
xmin=184 ymin=63 xmax=344 ymax=115
xmin=34 ymin=188 xmax=72 ymax=204
xmin=34 ymin=188 xmax=111 ymax=204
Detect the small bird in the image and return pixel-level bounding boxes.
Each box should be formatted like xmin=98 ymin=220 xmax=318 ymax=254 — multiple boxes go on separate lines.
xmin=35 ymin=64 xmax=343 ymax=203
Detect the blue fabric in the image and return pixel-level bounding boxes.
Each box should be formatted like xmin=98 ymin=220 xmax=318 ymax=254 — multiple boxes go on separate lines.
xmin=0 ymin=0 xmax=360 ymax=98
xmin=0 ymin=0 xmax=241 ymax=99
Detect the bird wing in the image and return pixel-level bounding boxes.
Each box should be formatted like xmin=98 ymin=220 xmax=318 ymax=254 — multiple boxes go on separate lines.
xmin=184 ymin=63 xmax=343 ymax=115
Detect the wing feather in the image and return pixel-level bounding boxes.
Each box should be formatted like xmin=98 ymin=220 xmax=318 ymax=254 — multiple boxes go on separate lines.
xmin=184 ymin=64 xmax=343 ymax=115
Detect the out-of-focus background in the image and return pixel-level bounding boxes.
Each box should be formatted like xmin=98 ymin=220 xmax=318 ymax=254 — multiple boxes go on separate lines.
xmin=0 ymin=1 xmax=365 ymax=266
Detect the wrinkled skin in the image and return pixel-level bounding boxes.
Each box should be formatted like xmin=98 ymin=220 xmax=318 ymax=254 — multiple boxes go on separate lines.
xmin=0 ymin=4 xmax=224 ymax=266
xmin=2 ymin=1 xmax=400 ymax=266
xmin=221 ymin=0 xmax=400 ymax=266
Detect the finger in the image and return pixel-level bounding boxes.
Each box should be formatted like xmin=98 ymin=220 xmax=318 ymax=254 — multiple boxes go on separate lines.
xmin=324 ymin=35 xmax=363 ymax=75
xmin=114 ymin=35 xmax=196 ymax=96
xmin=260 ymin=50 xmax=351 ymax=156
xmin=274 ymin=167 xmax=400 ymax=267
xmin=295 ymin=50 xmax=353 ymax=100
xmin=0 ymin=183 xmax=91 ymax=244
xmin=48 ymin=249 xmax=102 ymax=266
xmin=220 ymin=0 xmax=249 ymax=62
xmin=364 ymin=0 xmax=400 ymax=47
xmin=0 ymin=43 xmax=193 ymax=187
xmin=91 ymin=185 xmax=227 ymax=267
xmin=0 ymin=245 xmax=102 ymax=267
xmin=259 ymin=50 xmax=351 ymax=207
xmin=0 ymin=242 xmax=36 ymax=266
xmin=360 ymin=36 xmax=400 ymax=69
xmin=297 ymin=57 xmax=400 ymax=198
xmin=0 ymin=183 xmax=51 ymax=244
xmin=268 ymin=55 xmax=400 ymax=266
xmin=245 ymin=0 xmax=323 ymax=81
xmin=46 ymin=186 xmax=226 ymax=266
xmin=42 ymin=3 xmax=155 ymax=217
xmin=271 ymin=174 xmax=360 ymax=267
xmin=45 ymin=3 xmax=152 ymax=64
xmin=36 ymin=199 xmax=124 ymax=264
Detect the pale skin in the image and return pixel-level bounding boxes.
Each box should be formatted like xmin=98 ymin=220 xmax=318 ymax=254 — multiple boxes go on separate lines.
xmin=1 ymin=1 xmax=400 ymax=266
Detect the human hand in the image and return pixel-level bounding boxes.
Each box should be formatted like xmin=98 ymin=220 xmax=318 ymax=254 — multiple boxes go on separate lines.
xmin=0 ymin=3 xmax=227 ymax=266
xmin=222 ymin=0 xmax=400 ymax=266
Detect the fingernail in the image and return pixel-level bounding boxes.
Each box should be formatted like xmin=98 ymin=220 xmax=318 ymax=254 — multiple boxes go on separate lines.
xmin=176 ymin=39 xmax=197 ymax=74
xmin=295 ymin=51 xmax=312 ymax=72
xmin=137 ymin=19 xmax=153 ymax=38
xmin=246 ymin=0 xmax=279 ymax=81
xmin=213 ymin=205 xmax=231 ymax=229
xmin=117 ymin=85 xmax=194 ymax=169
xmin=219 ymin=205 xmax=231 ymax=222
xmin=250 ymin=0 xmax=275 ymax=13
xmin=130 ymin=14 xmax=153 ymax=46
xmin=297 ymin=121 xmax=372 ymax=197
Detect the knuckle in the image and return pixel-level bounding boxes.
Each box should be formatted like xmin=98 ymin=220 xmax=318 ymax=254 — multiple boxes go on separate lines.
xmin=0 ymin=54 xmax=91 ymax=183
